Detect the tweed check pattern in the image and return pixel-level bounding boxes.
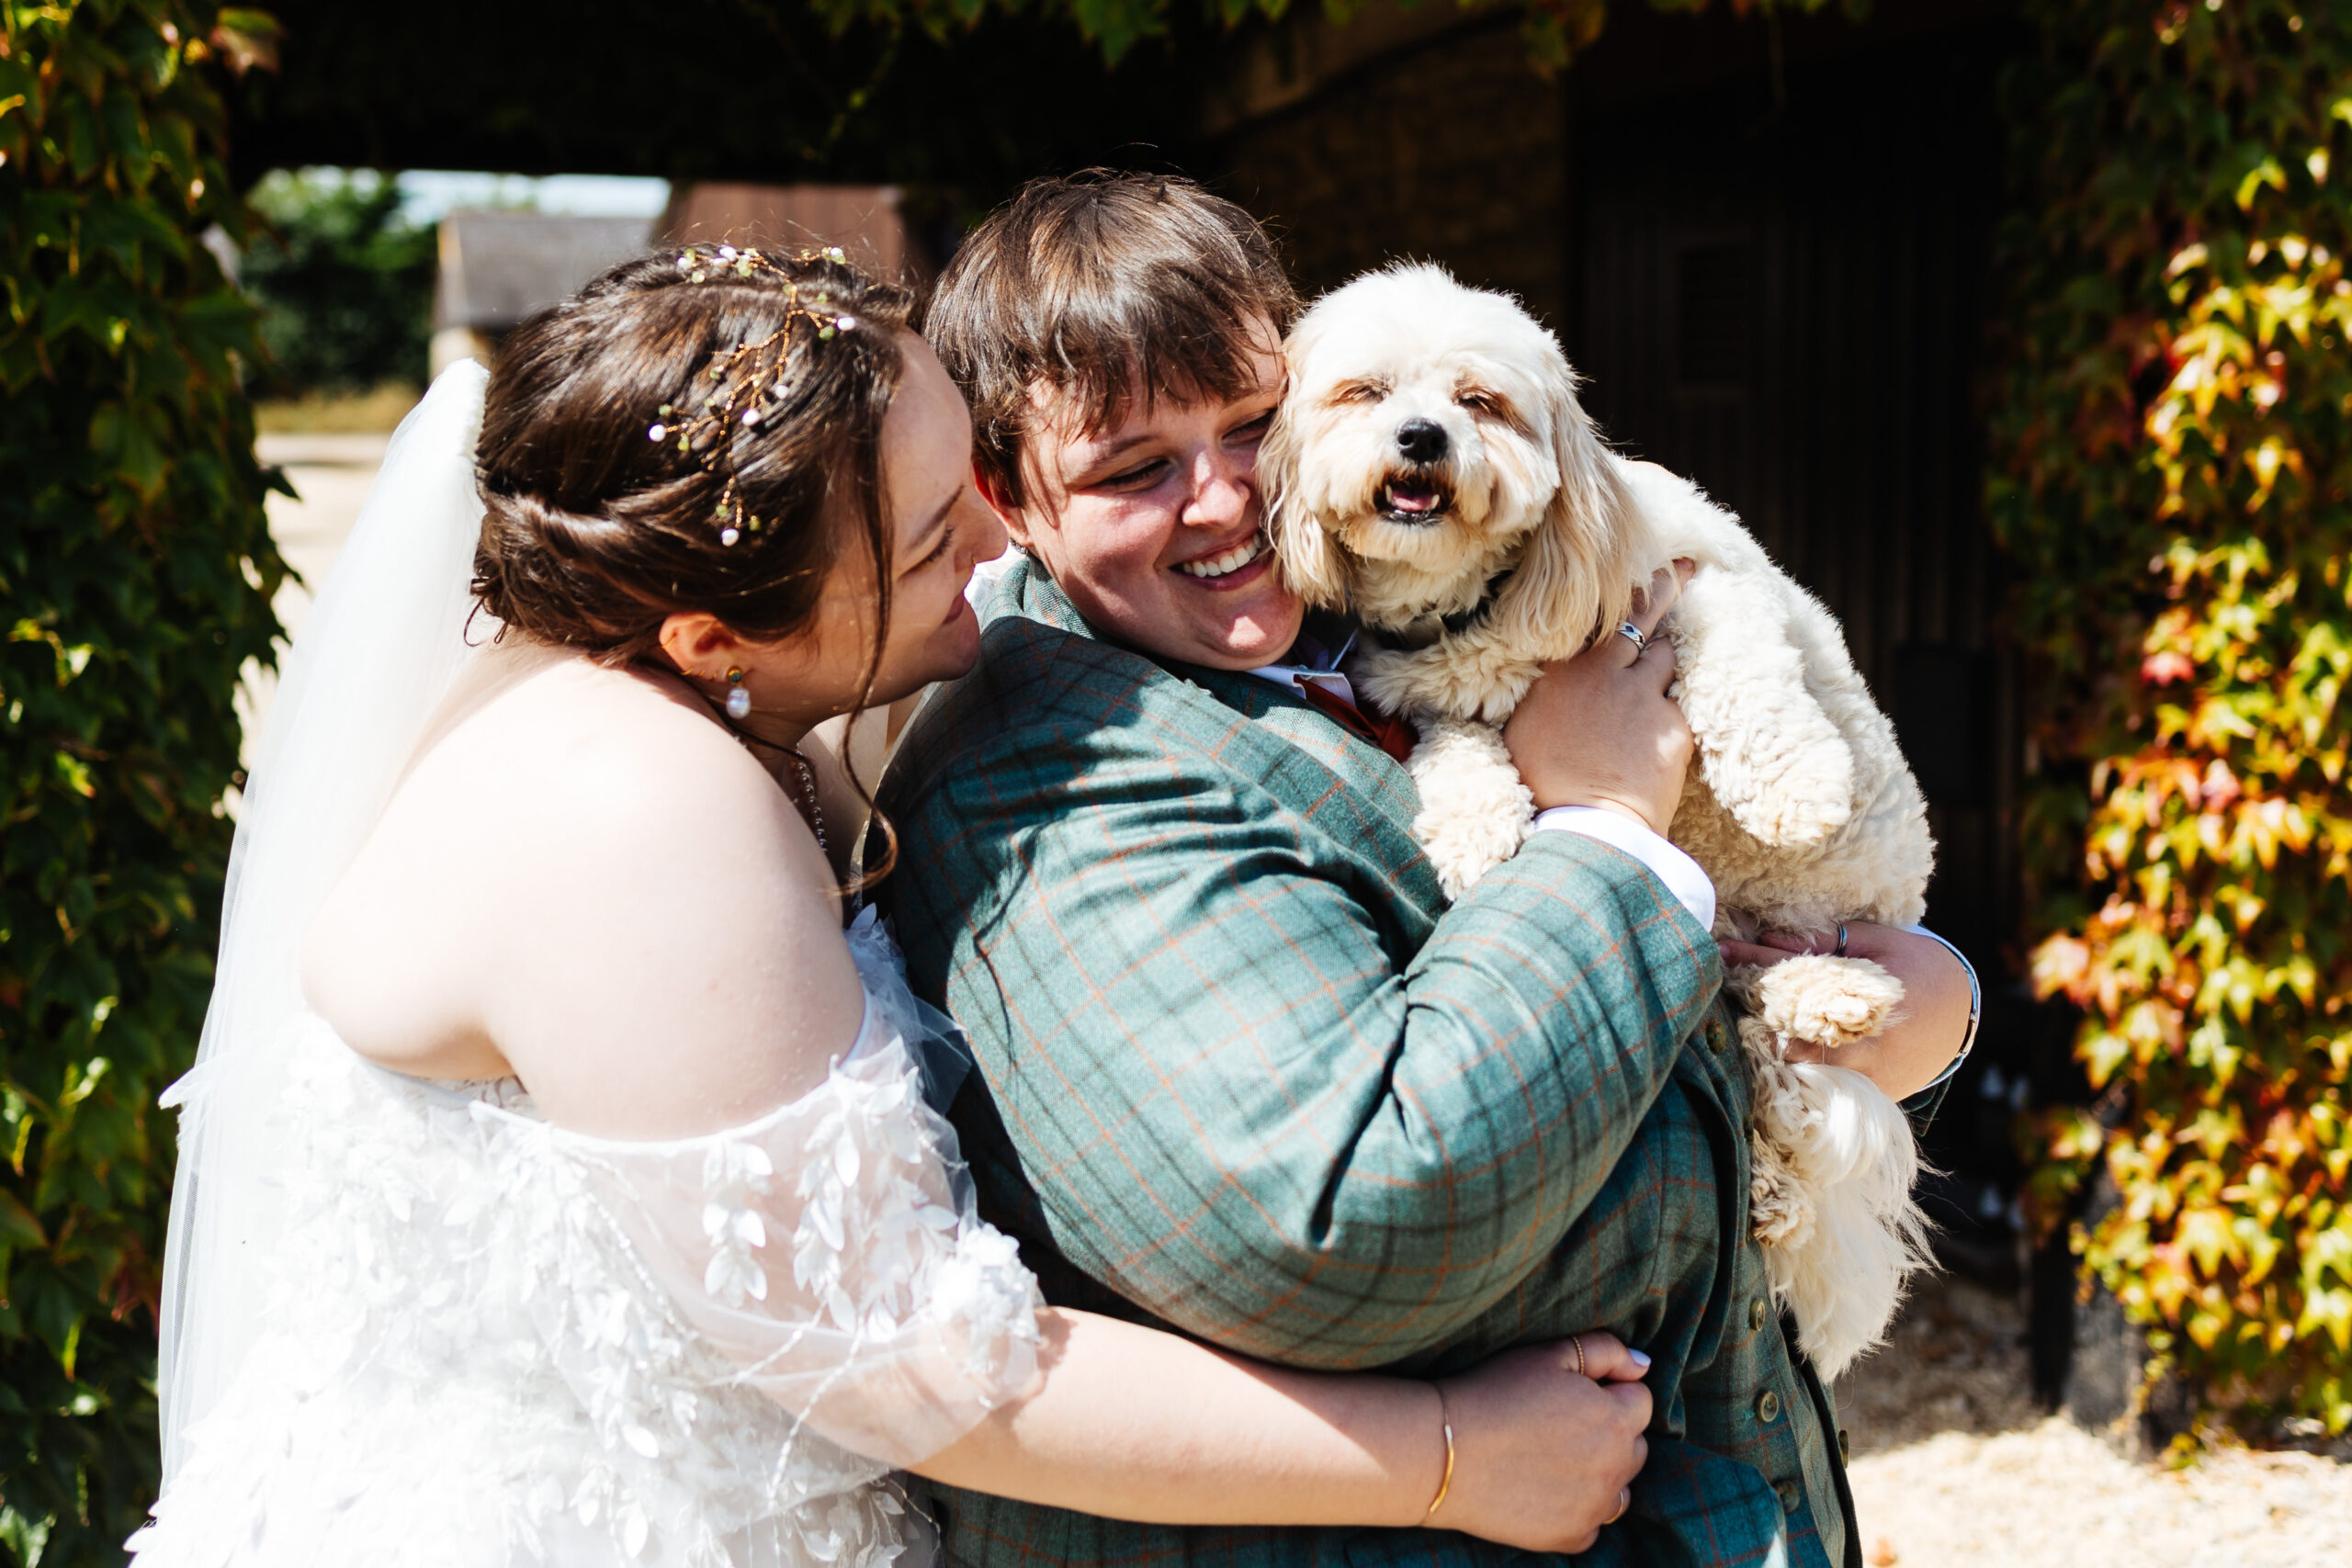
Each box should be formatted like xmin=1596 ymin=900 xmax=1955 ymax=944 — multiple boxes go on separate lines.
xmin=880 ymin=558 xmax=1860 ymax=1568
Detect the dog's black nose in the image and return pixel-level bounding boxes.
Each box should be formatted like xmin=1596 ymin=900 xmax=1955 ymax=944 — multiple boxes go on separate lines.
xmin=1395 ymin=418 xmax=1449 ymax=464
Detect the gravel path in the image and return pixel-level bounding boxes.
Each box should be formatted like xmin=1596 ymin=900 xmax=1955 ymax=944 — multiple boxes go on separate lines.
xmin=1834 ymin=1278 xmax=2351 ymax=1567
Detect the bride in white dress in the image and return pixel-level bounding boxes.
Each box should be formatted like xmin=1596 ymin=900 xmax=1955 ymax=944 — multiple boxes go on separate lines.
xmin=133 ymin=247 xmax=1655 ymax=1568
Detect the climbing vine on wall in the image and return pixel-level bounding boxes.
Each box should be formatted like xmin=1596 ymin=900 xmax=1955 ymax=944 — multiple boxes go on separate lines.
xmin=1993 ymin=0 xmax=2351 ymax=1438
xmin=0 ymin=4 xmax=285 ymax=1562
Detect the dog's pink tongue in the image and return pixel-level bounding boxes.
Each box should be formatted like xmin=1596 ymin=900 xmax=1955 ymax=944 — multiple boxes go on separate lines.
xmin=1388 ymin=483 xmax=1438 ymax=513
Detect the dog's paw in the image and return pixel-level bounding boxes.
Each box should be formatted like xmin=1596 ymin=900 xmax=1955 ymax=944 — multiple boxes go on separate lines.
xmin=1408 ymin=719 xmax=1533 ymax=897
xmin=1715 ymin=746 xmax=1858 ymax=850
xmin=1419 ymin=807 xmax=1532 ymax=898
xmin=1747 ymin=954 xmax=1904 ymax=1048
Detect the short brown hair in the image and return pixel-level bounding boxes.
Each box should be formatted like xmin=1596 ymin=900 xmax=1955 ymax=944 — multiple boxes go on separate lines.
xmin=923 ymin=170 xmax=1298 ymax=507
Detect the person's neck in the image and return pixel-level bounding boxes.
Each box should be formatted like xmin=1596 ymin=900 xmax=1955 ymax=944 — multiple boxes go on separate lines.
xmin=729 ymin=714 xmax=816 ymax=784
xmin=1271 ymin=611 xmax=1357 ymax=671
xmin=634 ymin=656 xmax=814 ymax=778
xmin=734 ymin=712 xmax=813 ymax=753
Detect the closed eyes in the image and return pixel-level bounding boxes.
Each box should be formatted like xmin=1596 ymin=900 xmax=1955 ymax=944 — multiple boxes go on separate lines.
xmin=1456 ymin=387 xmax=1529 ymax=431
xmin=917 ymin=522 xmax=956 ymax=569
xmin=1098 ymin=456 xmax=1172 ymax=490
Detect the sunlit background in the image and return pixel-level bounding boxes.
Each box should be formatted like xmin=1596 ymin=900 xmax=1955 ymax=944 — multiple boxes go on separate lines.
xmin=201 ymin=5 xmax=2352 ymax=1557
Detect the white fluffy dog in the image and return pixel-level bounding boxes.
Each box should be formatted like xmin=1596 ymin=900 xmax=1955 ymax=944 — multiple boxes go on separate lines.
xmin=1263 ymin=264 xmax=1939 ymax=1379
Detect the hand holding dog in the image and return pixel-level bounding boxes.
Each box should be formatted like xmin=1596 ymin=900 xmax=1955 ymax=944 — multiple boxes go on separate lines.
xmin=1430 ymin=1334 xmax=1652 ymax=1552
xmin=1501 ymin=562 xmax=1697 ymax=835
xmin=1719 ymin=922 xmax=1973 ymax=1100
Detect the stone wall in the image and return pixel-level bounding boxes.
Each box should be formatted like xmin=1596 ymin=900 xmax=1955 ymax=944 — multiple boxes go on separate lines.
xmin=1206 ymin=17 xmax=1567 ymax=326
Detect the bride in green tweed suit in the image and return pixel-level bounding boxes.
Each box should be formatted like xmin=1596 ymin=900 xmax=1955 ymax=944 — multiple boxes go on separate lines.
xmin=881 ymin=174 xmax=1974 ymax=1568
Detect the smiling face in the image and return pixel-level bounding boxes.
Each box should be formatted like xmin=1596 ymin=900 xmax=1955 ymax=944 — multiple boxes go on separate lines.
xmin=780 ymin=335 xmax=1007 ymax=712
xmin=664 ymin=335 xmax=1007 ymax=736
xmin=991 ymin=322 xmax=1301 ymax=671
xmin=1267 ymin=265 xmax=1582 ymax=629
xmin=840 ymin=334 xmax=1010 ymax=700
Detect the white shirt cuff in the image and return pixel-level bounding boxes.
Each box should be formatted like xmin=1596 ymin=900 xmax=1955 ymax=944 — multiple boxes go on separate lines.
xmin=1532 ymin=807 xmax=1716 ymax=931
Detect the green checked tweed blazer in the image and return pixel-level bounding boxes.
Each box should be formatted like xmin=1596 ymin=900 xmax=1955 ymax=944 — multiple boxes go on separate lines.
xmin=879 ymin=558 xmax=1860 ymax=1568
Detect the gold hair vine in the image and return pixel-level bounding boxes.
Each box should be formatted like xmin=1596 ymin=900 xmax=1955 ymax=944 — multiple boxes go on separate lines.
xmin=647 ymin=244 xmax=859 ymax=546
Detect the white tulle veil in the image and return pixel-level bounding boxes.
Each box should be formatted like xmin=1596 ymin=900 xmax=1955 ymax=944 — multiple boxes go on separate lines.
xmin=156 ymin=362 xmax=493 ymax=1480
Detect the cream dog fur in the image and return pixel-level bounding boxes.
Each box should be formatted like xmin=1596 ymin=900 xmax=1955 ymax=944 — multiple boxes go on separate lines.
xmin=1263 ymin=263 xmax=1939 ymax=1378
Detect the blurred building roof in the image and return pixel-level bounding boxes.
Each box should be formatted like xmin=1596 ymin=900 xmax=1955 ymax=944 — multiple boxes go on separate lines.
xmin=431 ymin=186 xmax=925 ymax=345
xmin=658 ymin=184 xmax=923 ymax=282
xmin=432 ymin=211 xmax=653 ymax=333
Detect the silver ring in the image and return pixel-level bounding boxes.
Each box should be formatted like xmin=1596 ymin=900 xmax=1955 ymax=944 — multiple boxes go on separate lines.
xmin=1834 ymin=922 xmax=1849 ymax=957
xmin=1615 ymin=620 xmax=1647 ymax=653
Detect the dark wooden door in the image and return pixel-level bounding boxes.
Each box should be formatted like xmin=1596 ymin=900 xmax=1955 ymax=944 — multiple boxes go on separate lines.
xmin=1566 ymin=17 xmax=2053 ymax=1266
xmin=1571 ymin=21 xmax=2012 ymax=945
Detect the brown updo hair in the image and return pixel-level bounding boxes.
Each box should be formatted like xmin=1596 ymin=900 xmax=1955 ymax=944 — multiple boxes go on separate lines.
xmin=472 ymin=248 xmax=919 ymax=885
xmin=473 ymin=248 xmax=918 ymax=687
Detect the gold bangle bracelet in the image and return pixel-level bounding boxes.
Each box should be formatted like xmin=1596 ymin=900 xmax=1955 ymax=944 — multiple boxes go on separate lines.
xmin=1423 ymin=1389 xmax=1456 ymax=1521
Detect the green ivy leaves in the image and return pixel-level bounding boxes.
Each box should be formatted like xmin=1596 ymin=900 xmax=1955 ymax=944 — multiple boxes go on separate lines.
xmin=1997 ymin=0 xmax=2352 ymax=1440
xmin=0 ymin=3 xmax=283 ymax=1562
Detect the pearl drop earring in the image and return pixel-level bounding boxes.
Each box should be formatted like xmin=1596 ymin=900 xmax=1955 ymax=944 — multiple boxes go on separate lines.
xmin=724 ymin=668 xmax=752 ymax=720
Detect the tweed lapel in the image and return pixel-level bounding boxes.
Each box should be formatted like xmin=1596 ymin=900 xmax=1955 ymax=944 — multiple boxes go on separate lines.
xmin=989 ymin=555 xmax=1437 ymax=890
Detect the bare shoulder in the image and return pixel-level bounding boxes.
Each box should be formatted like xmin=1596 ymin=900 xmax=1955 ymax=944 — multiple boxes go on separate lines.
xmin=307 ymin=652 xmax=864 ymax=1134
xmin=330 ymin=652 xmax=820 ymax=926
xmin=494 ymin=660 xmax=807 ymax=863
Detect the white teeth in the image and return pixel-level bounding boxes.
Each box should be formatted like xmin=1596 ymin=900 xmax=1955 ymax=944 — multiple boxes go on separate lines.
xmin=1176 ymin=531 xmax=1269 ymax=580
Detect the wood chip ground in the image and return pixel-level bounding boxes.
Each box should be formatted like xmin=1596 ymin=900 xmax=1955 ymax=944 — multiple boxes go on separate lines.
xmin=1834 ymin=1276 xmax=2350 ymax=1567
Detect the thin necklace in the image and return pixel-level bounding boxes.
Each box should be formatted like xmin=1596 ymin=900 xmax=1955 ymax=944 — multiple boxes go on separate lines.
xmin=662 ymin=663 xmax=830 ymax=854
xmin=779 ymin=746 xmax=829 ymax=856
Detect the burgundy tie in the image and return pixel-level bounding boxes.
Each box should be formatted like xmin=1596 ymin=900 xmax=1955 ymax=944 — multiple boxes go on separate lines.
xmin=1295 ymin=681 xmax=1419 ymax=765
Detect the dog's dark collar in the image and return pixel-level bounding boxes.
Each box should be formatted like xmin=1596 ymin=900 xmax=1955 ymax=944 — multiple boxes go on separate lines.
xmin=1435 ymin=563 xmax=1519 ymax=638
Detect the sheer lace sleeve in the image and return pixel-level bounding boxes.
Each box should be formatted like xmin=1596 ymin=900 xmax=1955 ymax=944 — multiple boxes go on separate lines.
xmin=495 ymin=1049 xmax=1040 ymax=1472
xmin=133 ymin=917 xmax=1038 ymax=1568
xmin=483 ymin=941 xmax=1043 ymax=1479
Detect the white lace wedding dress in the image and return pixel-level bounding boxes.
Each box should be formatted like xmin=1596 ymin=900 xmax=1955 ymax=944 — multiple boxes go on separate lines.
xmin=140 ymin=365 xmax=1041 ymax=1568
xmin=134 ymin=914 xmax=1042 ymax=1568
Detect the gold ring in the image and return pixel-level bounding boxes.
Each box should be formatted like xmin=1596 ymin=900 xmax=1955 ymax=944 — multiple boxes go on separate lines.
xmin=1570 ymin=1335 xmax=1588 ymax=1378
xmin=1608 ymin=1487 xmax=1631 ymax=1525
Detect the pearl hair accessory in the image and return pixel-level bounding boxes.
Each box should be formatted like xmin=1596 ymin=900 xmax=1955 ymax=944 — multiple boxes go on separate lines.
xmin=650 ymin=244 xmax=862 ymax=547
xmin=724 ymin=666 xmax=752 ymax=721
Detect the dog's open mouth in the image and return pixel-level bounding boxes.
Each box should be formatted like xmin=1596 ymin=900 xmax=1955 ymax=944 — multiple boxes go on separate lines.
xmin=1377 ymin=477 xmax=1453 ymax=524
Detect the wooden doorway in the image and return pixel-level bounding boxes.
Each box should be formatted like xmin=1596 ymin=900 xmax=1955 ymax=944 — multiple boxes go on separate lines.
xmin=1564 ymin=13 xmax=2052 ymax=1269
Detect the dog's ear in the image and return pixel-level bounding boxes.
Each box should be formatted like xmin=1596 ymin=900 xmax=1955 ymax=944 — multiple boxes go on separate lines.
xmin=1261 ymin=396 xmax=1353 ymax=610
xmin=1489 ymin=355 xmax=1650 ymax=660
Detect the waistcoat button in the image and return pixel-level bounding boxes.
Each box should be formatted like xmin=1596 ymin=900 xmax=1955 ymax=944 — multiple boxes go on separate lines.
xmin=1775 ymin=1479 xmax=1802 ymax=1514
xmin=1749 ymin=1296 xmax=1770 ymax=1332
xmin=1755 ymin=1389 xmax=1781 ymax=1424
xmin=1839 ymin=1427 xmax=1851 ymax=1465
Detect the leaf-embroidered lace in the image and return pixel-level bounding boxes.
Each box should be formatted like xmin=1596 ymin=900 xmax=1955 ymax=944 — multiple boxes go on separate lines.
xmin=131 ymin=921 xmax=1042 ymax=1568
